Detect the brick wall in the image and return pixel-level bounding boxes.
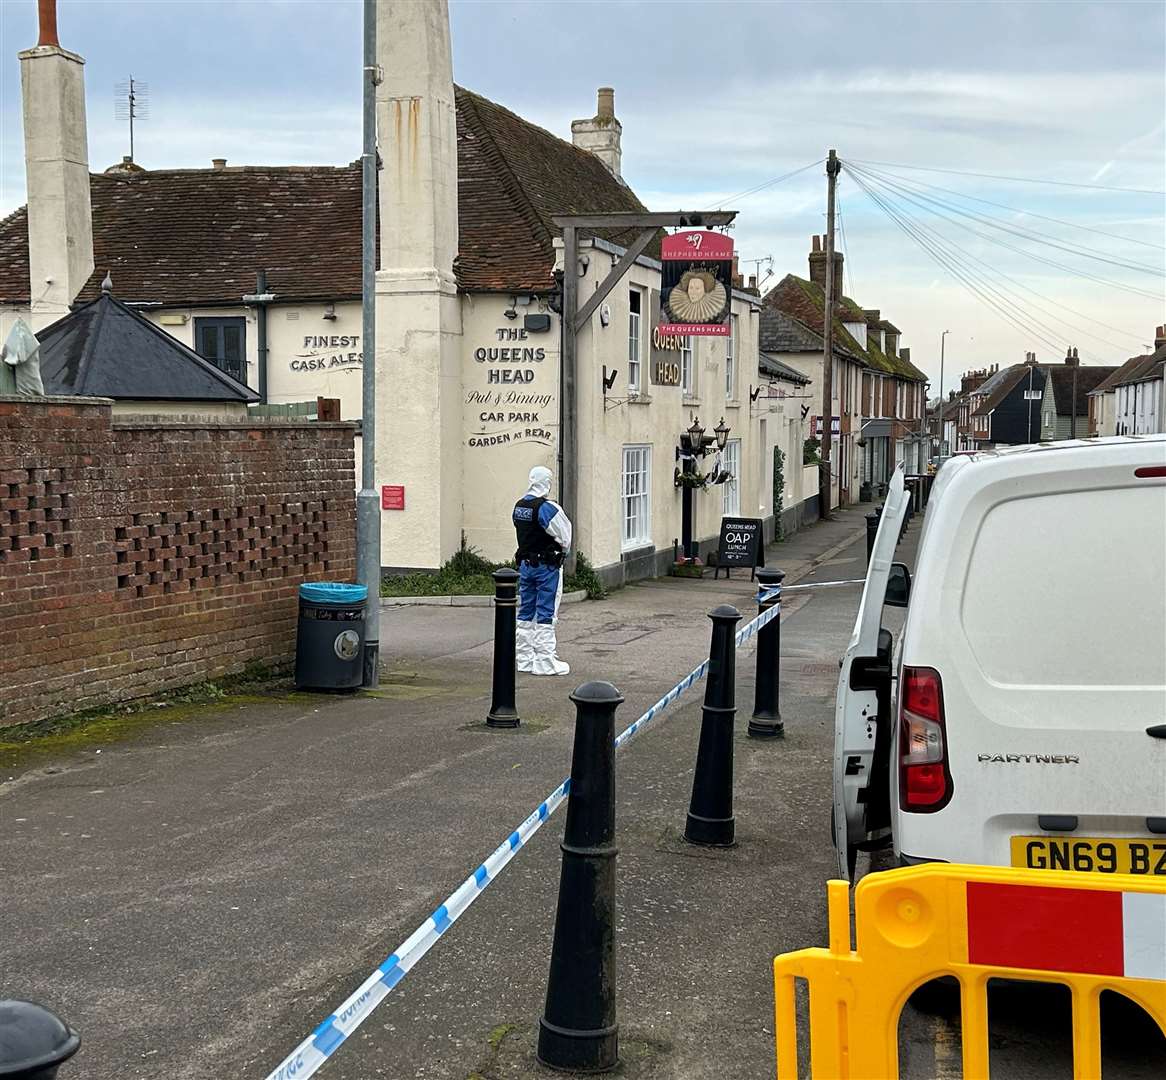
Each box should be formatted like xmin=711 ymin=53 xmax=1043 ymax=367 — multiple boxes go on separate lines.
xmin=0 ymin=396 xmax=356 ymax=728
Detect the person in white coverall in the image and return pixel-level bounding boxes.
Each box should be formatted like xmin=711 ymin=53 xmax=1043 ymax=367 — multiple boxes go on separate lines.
xmin=512 ymin=466 xmax=573 ymax=675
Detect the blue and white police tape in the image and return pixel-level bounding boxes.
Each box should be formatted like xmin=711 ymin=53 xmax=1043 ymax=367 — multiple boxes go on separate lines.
xmin=265 ymin=776 xmax=571 ymax=1080
xmin=264 ymin=642 xmax=739 ymax=1078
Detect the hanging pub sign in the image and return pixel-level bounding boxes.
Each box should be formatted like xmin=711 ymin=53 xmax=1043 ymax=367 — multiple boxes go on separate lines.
xmin=659 ymin=230 xmax=734 ymax=337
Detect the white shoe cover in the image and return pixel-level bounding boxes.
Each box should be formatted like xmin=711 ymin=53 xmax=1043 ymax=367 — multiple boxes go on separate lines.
xmin=530 ymin=624 xmax=570 ymax=676
xmin=516 ymin=620 xmax=535 ymax=673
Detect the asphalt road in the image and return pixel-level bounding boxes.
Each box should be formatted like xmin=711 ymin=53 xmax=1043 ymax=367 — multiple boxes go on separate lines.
xmin=1 ymin=507 xmax=1162 ymax=1079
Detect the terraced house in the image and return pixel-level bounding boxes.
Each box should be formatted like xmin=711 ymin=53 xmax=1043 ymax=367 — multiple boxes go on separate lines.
xmin=758 ymin=236 xmax=928 ymax=508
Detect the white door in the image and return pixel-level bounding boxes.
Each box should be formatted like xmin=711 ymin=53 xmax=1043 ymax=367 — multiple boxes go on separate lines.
xmin=832 ymin=466 xmax=911 ymax=879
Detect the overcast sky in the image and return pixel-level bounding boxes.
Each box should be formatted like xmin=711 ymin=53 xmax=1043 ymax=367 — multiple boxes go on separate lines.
xmin=2 ymin=0 xmax=1163 ymax=383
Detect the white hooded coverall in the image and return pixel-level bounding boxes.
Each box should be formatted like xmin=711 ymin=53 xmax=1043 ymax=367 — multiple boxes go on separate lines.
xmin=514 ymin=466 xmax=572 ymax=676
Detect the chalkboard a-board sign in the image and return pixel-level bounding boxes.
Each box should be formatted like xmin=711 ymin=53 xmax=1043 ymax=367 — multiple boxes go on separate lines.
xmin=714 ymin=517 xmax=764 ymax=580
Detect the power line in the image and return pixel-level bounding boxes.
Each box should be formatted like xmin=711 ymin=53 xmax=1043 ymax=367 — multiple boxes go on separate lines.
xmin=849 ymin=169 xmax=1071 ymax=353
xmin=849 ymin=167 xmax=1140 ymax=357
xmin=848 ymin=161 xmax=1163 ymax=275
xmin=837 ymin=189 xmax=854 ymax=298
xmin=853 ymin=165 xmax=1165 ymax=252
xmin=706 ymin=159 xmax=824 ymax=210
xmin=848 ymin=157 xmax=1166 ymax=197
xmin=845 ymin=162 xmax=1163 ymax=301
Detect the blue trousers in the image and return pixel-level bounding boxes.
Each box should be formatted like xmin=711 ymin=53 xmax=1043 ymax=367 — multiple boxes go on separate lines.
xmin=518 ymin=563 xmax=561 ymax=624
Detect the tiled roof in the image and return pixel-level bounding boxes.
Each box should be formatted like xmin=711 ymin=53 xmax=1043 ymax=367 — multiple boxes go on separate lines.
xmin=1109 ymin=343 xmax=1166 ymax=388
xmin=36 ymin=292 xmax=258 ymax=402
xmin=0 ymin=86 xmax=649 ymax=305
xmin=1046 ymin=364 xmax=1120 ymax=417
xmin=761 ymin=274 xmax=926 ymax=381
xmin=1090 ymin=353 xmax=1152 ymax=394
xmin=758 ymin=308 xmax=828 ymax=354
xmin=971 ymin=365 xmax=1029 ymax=416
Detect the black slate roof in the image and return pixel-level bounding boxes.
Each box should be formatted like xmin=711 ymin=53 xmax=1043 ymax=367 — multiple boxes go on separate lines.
xmin=759 ymin=352 xmax=811 ymax=384
xmin=36 ymin=292 xmax=259 ymax=402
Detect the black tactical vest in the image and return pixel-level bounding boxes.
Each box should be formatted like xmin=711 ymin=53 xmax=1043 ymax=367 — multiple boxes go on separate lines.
xmin=513 ymin=496 xmax=563 ymax=565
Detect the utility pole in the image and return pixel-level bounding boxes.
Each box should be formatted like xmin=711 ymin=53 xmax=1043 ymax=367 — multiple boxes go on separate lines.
xmin=1070 ymin=346 xmax=1079 ymax=439
xmin=819 ymin=149 xmax=840 ymax=521
xmin=356 ymin=0 xmax=380 ymax=687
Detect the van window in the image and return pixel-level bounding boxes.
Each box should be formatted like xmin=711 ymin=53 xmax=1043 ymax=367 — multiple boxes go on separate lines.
xmin=960 ymin=486 xmax=1166 ymax=687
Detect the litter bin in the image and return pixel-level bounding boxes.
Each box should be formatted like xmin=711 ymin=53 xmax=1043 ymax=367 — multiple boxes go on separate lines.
xmin=295 ymin=582 xmax=368 ymax=691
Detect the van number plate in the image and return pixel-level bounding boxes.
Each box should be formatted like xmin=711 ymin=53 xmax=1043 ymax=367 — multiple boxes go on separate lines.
xmin=1011 ymin=836 xmax=1166 ymax=875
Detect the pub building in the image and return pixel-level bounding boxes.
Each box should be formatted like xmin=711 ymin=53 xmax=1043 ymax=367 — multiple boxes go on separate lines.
xmin=1 ymin=0 xmax=816 ymax=585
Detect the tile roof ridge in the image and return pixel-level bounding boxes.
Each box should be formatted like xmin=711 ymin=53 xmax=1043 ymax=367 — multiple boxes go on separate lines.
xmin=457 ymin=86 xmax=553 ymax=251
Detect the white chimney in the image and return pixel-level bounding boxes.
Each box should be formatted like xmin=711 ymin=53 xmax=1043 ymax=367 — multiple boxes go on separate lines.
xmin=20 ymin=0 xmax=94 ymax=330
xmin=572 ymin=87 xmax=622 ymax=179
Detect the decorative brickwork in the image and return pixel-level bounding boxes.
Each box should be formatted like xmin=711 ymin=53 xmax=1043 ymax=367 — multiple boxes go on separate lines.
xmin=0 ymin=397 xmax=356 ymax=728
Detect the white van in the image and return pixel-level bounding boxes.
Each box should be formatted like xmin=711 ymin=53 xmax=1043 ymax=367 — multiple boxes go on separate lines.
xmin=833 ymin=438 xmax=1166 ymax=880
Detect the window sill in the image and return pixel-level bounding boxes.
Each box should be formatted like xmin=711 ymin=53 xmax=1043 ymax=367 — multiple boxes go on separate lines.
xmin=682 ymin=396 xmax=702 ymax=406
xmin=725 ymin=400 xmax=741 ymax=409
xmin=628 ymin=393 xmax=652 ymax=405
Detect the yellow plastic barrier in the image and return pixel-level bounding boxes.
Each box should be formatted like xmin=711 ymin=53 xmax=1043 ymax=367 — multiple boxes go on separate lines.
xmin=773 ymin=864 xmax=1166 ymax=1079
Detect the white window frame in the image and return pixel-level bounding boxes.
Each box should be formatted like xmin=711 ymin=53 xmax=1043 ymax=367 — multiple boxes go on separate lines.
xmin=621 ymin=444 xmax=652 ymax=550
xmin=722 ymin=439 xmax=741 ymax=517
xmin=681 ymin=336 xmax=695 ymax=397
xmin=628 ymin=288 xmax=643 ymax=393
xmin=725 ymin=314 xmax=738 ymax=399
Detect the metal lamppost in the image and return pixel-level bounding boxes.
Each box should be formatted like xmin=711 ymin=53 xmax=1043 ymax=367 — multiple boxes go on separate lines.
xmin=678 ymin=417 xmax=705 ymax=562
xmin=674 ymin=416 xmax=730 ymax=568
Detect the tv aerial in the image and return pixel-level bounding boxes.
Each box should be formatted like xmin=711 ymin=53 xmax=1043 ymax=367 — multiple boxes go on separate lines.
xmin=114 ymin=76 xmax=150 ymax=163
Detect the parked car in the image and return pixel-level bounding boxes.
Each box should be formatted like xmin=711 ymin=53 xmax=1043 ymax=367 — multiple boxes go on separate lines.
xmin=833 ymin=438 xmax=1166 ymax=880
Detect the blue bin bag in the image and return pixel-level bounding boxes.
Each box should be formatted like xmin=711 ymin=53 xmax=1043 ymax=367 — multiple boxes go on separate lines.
xmin=299 ymin=582 xmax=368 ymax=605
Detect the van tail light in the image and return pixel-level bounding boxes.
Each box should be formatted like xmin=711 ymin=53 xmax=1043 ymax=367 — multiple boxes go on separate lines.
xmin=899 ymin=667 xmax=953 ymax=812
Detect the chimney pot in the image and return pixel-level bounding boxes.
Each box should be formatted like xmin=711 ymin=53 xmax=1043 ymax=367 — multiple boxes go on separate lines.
xmin=812 ymin=235 xmax=821 ymax=253
xmin=37 ymin=0 xmax=60 ymax=47
xmin=748 ymin=274 xmax=757 ymax=290
xmin=597 ymin=87 xmax=615 ymax=119
xmin=212 ymin=158 xmax=227 ymax=170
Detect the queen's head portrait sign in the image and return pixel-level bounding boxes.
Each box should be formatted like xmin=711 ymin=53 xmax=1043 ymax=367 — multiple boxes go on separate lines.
xmin=658 ymin=230 xmax=734 ymax=337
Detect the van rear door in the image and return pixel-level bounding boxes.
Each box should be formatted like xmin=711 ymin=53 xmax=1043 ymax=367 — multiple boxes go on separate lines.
xmin=832 ymin=467 xmax=911 ymax=880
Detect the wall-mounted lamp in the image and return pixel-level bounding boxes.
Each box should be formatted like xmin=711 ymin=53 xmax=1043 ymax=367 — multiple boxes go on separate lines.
xmin=322 ymin=303 xmax=338 ymax=321
xmin=578 ymin=254 xmax=590 ymax=277
xmin=603 ymin=366 xmax=618 ymax=393
xmin=749 ymin=384 xmax=762 ymax=403
xmin=504 ymin=298 xmax=518 ymax=320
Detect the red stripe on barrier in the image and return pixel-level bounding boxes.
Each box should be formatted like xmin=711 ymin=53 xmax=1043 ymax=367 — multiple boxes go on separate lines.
xmin=966 ymin=882 xmax=1124 ymax=976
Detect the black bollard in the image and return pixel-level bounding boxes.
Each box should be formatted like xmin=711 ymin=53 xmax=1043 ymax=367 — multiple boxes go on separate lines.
xmin=865 ymin=511 xmax=879 ymax=564
xmin=486 ymin=568 xmax=520 ymax=728
xmin=749 ymin=570 xmax=785 ymax=738
xmin=538 ymin=681 xmax=623 ymax=1072
xmin=0 ymin=1000 xmax=80 ymax=1079
xmin=685 ymin=605 xmax=742 ymax=846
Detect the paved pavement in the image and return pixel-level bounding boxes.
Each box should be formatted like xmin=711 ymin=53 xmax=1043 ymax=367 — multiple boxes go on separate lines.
xmin=1 ymin=503 xmax=1162 ymax=1079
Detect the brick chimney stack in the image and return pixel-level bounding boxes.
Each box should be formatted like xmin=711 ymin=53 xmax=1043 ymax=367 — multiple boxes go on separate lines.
xmin=571 ymin=87 xmax=623 ymax=179
xmin=807 ymin=235 xmax=843 ymax=303
xmin=20 ymin=0 xmax=95 ymax=330
xmin=1064 ymin=346 xmax=1080 ymax=366
xmin=1155 ymin=324 xmax=1166 ymax=350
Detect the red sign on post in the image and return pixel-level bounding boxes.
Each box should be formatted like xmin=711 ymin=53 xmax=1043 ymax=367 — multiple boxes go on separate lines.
xmin=659 ymin=230 xmax=735 ymax=337
xmin=381 ymin=485 xmax=405 ymax=511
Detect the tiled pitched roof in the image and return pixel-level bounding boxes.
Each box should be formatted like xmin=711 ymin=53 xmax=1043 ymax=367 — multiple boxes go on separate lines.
xmin=761 ymin=274 xmax=926 ymax=381
xmin=36 ymin=292 xmax=258 ymax=401
xmin=1110 ymin=343 xmax=1166 ymax=388
xmin=758 ymin=308 xmax=827 ymax=354
xmin=1046 ymin=364 xmax=1120 ymax=417
xmin=0 ymin=86 xmax=649 ymax=305
xmin=1090 ymin=353 xmax=1152 ymax=394
xmin=971 ymin=365 xmax=1029 ymax=416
